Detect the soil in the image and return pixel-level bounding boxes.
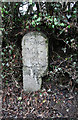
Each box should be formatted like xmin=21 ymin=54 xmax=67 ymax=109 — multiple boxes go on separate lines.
xmin=2 ymin=80 xmax=78 ymax=119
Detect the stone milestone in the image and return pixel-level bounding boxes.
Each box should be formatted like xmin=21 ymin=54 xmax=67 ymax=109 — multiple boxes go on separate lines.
xmin=22 ymin=31 xmax=48 ymax=92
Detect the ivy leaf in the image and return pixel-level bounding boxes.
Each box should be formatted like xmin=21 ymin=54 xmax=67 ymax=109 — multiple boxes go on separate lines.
xmin=52 ymin=25 xmax=54 ymax=28
xmin=37 ymin=17 xmax=41 ymax=22
xmin=65 ymin=58 xmax=68 ymax=60
xmin=54 ymin=21 xmax=58 ymax=25
xmin=68 ymin=25 xmax=71 ymax=28
xmin=6 ymin=63 xmax=9 ymax=67
xmin=60 ymin=23 xmax=65 ymax=26
xmin=5 ymin=11 xmax=8 ymax=14
xmin=37 ymin=27 xmax=40 ymax=31
xmin=18 ymin=97 xmax=22 ymax=101
xmin=73 ymin=11 xmax=76 ymax=14
xmin=33 ymin=15 xmax=37 ymax=19
xmin=9 ymin=50 xmax=12 ymax=54
xmin=49 ymin=18 xmax=53 ymax=22
xmin=1 ymin=52 xmax=4 ymax=55
xmin=26 ymin=26 xmax=29 ymax=29
xmin=43 ymin=100 xmax=46 ymax=103
xmin=16 ymin=3 xmax=18 ymax=6
xmin=1 ymin=14 xmax=4 ymax=17
xmin=2 ymin=63 xmax=5 ymax=66
xmin=58 ymin=68 xmax=61 ymax=71
xmin=32 ymin=21 xmax=36 ymax=27
xmin=66 ymin=15 xmax=71 ymax=19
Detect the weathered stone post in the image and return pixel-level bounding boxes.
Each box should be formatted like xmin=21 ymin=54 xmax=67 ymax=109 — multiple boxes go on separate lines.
xmin=22 ymin=31 xmax=48 ymax=92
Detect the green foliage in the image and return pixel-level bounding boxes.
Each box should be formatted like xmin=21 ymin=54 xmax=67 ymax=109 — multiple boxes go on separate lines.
xmin=1 ymin=2 xmax=78 ymax=90
xmin=2 ymin=42 xmax=22 ymax=87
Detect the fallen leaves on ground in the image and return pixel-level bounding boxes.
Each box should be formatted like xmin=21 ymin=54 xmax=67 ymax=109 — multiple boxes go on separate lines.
xmin=2 ymin=81 xmax=78 ymax=119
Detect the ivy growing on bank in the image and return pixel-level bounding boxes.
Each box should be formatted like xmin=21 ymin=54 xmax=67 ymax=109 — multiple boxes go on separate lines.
xmin=1 ymin=2 xmax=78 ymax=91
